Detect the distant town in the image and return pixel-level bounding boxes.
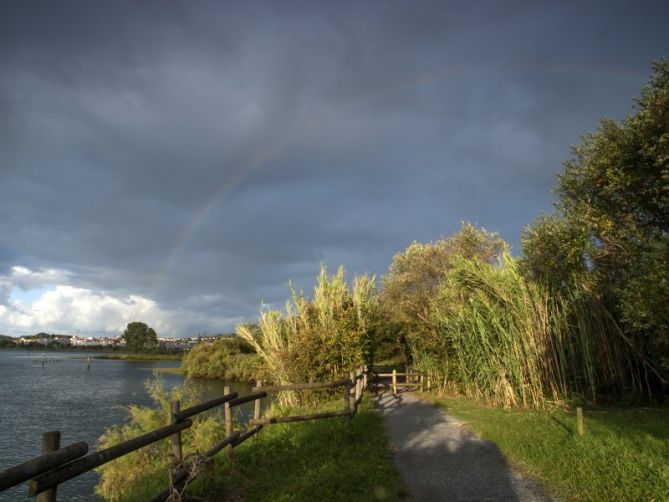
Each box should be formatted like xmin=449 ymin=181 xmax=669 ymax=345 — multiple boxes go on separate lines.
xmin=0 ymin=332 xmax=231 ymax=351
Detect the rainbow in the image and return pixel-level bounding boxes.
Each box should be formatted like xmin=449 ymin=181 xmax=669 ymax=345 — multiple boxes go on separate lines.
xmin=150 ymin=62 xmax=651 ymax=291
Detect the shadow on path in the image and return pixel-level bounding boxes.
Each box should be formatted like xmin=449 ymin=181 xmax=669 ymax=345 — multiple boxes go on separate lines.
xmin=375 ymin=390 xmax=553 ymax=502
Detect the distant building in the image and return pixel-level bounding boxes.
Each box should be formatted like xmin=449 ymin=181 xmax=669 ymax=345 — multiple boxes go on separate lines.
xmin=158 ymin=337 xmax=197 ymax=351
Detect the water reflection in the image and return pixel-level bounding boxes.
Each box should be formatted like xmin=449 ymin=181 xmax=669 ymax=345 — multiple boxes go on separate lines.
xmin=0 ymin=349 xmax=265 ymax=501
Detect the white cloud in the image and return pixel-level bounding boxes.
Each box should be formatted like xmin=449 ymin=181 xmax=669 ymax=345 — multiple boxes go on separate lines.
xmin=0 ymin=266 xmax=240 ymax=337
xmin=7 ymin=266 xmax=71 ymax=290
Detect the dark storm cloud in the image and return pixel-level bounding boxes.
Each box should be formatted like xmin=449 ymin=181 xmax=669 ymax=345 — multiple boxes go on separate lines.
xmin=1 ymin=0 xmax=668 ymax=335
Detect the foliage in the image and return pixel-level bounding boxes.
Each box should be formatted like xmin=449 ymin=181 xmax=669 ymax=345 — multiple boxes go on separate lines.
xmin=434 ymin=395 xmax=669 ymax=502
xmin=94 ymin=382 xmax=404 ymax=501
xmin=181 ymin=336 xmax=262 ymax=381
xmin=95 ymin=377 xmax=227 ymax=501
xmin=430 ymin=254 xmax=639 ymax=407
xmin=380 ymin=223 xmax=505 ymax=361
xmin=122 ymin=322 xmax=158 ymax=353
xmin=520 ymin=213 xmax=590 ymax=290
xmin=238 ymin=264 xmax=378 ymax=405
xmin=0 ymin=334 xmax=16 ymax=347
xmin=522 ymin=60 xmax=669 ymax=376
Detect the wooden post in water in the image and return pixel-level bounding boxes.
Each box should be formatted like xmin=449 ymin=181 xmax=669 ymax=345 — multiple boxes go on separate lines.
xmin=86 ymin=357 xmax=90 ymax=371
xmin=224 ymin=386 xmax=234 ymax=460
xmin=254 ymin=381 xmax=263 ymax=422
xmin=392 ymin=369 xmax=397 ymax=396
xmin=576 ymin=407 xmax=584 ymax=436
xmin=170 ymin=400 xmax=183 ymax=465
xmin=38 ymin=431 xmax=60 ymax=502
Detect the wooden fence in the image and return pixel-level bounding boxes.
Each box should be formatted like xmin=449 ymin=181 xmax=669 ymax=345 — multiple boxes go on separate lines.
xmin=0 ymin=367 xmax=370 ymax=501
xmin=374 ymin=367 xmax=431 ymax=395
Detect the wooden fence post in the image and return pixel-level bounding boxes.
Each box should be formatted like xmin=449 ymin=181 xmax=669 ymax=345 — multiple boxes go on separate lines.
xmin=355 ymin=371 xmax=361 ymax=409
xmin=170 ymin=400 xmax=183 ymax=465
xmin=343 ymin=378 xmax=351 ymax=413
xmin=420 ymin=374 xmax=424 ymax=392
xmin=37 ymin=431 xmax=60 ymax=502
xmin=254 ymin=380 xmax=263 ymax=422
xmin=576 ymin=407 xmax=584 ymax=436
xmin=224 ymin=386 xmax=234 ymax=460
xmin=427 ymin=374 xmax=432 ymax=392
xmin=392 ymin=369 xmax=397 ymax=396
xmin=363 ymin=366 xmax=368 ymax=391
xmin=349 ymin=371 xmax=356 ymax=416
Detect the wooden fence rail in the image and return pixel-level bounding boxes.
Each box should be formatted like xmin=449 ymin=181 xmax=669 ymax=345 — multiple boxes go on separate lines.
xmin=371 ymin=367 xmax=428 ymax=395
xmin=0 ymin=366 xmax=371 ymax=501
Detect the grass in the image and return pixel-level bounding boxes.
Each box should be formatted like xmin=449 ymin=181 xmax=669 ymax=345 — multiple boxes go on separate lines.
xmin=186 ymin=397 xmax=407 ymax=501
xmin=91 ymin=353 xmax=182 ymax=361
xmin=430 ymin=393 xmax=669 ymax=501
xmin=152 ymin=367 xmax=184 ymax=375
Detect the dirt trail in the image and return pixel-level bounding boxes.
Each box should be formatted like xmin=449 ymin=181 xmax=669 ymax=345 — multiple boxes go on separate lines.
xmin=375 ymin=389 xmax=554 ymax=502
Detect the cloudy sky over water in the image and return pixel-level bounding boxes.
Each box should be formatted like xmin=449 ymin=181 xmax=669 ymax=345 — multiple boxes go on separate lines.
xmin=1 ymin=1 xmax=668 ymax=337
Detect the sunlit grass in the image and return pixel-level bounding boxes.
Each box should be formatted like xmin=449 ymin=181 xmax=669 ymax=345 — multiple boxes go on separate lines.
xmin=188 ymin=398 xmax=407 ymax=501
xmin=432 ymin=394 xmax=669 ymax=501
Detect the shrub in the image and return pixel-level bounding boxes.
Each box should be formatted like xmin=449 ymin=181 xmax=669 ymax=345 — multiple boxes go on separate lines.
xmin=95 ymin=378 xmax=227 ymax=501
xmin=181 ymin=336 xmax=261 ymax=381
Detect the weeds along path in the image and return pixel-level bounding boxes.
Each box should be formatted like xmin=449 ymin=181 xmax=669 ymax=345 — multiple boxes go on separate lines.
xmin=375 ymin=389 xmax=553 ymax=502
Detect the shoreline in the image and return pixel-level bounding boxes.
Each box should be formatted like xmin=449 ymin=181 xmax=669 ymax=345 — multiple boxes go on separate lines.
xmin=91 ymin=353 xmax=182 ymax=361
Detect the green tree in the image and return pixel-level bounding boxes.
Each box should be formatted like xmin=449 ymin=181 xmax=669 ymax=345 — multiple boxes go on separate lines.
xmin=122 ymin=322 xmax=158 ymax=353
xmin=522 ymin=60 xmax=669 ymax=375
xmin=380 ymin=223 xmax=506 ymax=361
xmin=520 ymin=213 xmax=590 ymax=291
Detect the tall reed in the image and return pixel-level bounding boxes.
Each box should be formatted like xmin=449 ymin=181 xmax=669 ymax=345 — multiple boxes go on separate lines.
xmin=238 ymin=264 xmax=377 ymax=405
xmin=429 ymin=254 xmax=640 ymax=407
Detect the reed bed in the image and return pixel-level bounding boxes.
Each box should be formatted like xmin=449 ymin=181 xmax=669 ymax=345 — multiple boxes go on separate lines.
xmin=429 ymin=254 xmax=641 ymax=408
xmin=238 ymin=265 xmax=377 ymax=406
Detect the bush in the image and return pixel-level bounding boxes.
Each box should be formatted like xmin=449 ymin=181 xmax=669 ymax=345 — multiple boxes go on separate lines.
xmin=181 ymin=336 xmax=262 ymax=381
xmin=95 ymin=378 xmax=227 ymax=501
xmin=238 ymin=265 xmax=378 ymax=405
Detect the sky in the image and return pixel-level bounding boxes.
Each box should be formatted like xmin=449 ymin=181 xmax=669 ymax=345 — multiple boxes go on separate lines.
xmin=1 ymin=1 xmax=668 ymax=338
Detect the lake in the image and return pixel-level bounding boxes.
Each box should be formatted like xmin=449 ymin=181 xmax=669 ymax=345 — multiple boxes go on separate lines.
xmin=0 ymin=349 xmax=261 ymax=501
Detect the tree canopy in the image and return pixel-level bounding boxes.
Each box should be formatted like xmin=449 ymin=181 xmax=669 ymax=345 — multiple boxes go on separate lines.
xmin=122 ymin=322 xmax=158 ymax=353
xmin=380 ymin=223 xmax=506 ymax=338
xmin=522 ymin=59 xmax=669 ymax=374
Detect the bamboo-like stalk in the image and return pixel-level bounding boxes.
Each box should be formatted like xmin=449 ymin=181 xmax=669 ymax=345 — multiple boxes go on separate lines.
xmin=428 ymin=253 xmax=640 ymax=408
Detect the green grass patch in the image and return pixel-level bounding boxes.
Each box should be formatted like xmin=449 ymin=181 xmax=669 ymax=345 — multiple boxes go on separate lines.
xmin=188 ymin=398 xmax=407 ymax=501
xmin=92 ymin=353 xmax=182 ymax=361
xmin=151 ymin=367 xmax=184 ymax=375
xmin=431 ymin=394 xmax=669 ymax=501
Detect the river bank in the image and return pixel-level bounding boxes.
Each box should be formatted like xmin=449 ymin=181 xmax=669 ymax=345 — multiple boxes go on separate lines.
xmin=0 ymin=349 xmax=256 ymax=501
xmin=90 ymin=353 xmax=182 ymax=361
xmin=112 ymin=397 xmax=406 ymax=501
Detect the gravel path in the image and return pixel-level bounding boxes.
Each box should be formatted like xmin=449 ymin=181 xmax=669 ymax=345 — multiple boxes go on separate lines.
xmin=375 ymin=389 xmax=554 ymax=502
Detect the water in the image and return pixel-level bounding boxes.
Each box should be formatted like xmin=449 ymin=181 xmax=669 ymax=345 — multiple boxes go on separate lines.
xmin=0 ymin=349 xmax=260 ymax=501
